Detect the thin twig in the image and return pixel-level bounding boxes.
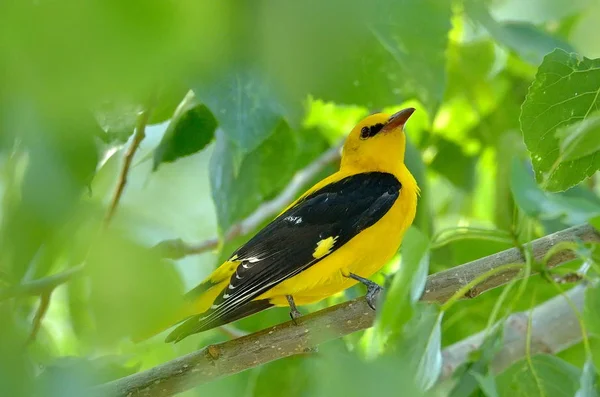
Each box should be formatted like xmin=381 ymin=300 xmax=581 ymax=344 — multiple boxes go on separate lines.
xmin=153 ymin=142 xmax=343 ymax=259
xmin=0 ymin=265 xmax=85 ymax=302
xmin=25 ymin=290 xmax=52 ymax=345
xmin=104 ymin=101 xmax=155 ymax=226
xmin=91 ymin=224 xmax=599 ymax=397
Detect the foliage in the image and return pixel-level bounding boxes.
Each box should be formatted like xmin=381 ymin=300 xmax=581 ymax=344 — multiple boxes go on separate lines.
xmin=0 ymin=0 xmax=600 ymax=396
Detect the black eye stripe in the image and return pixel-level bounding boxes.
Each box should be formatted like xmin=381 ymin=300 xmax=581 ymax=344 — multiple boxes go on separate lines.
xmin=359 ymin=123 xmax=386 ymax=139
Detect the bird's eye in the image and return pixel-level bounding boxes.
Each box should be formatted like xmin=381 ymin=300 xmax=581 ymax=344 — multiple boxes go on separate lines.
xmin=360 ymin=126 xmax=370 ymax=139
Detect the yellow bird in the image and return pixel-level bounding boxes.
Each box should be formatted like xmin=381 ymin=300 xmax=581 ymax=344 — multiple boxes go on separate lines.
xmin=165 ymin=108 xmax=419 ymax=343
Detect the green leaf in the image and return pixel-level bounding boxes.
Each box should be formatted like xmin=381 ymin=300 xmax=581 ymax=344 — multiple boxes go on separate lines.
xmin=395 ymin=303 xmax=444 ymax=391
xmin=87 ymin=234 xmax=184 ymax=343
xmin=585 ymin=284 xmax=600 ymax=339
xmin=429 ymin=139 xmax=478 ymax=191
xmin=472 ymin=372 xmax=500 ymax=397
xmin=153 ymin=92 xmax=217 ymax=171
xmin=510 ymin=159 xmax=600 ymax=225
xmin=360 ymin=0 xmax=451 ymax=114
xmin=497 ymin=354 xmax=581 ymax=397
xmin=467 ymin=3 xmax=574 ymax=65
xmin=67 ymin=276 xmax=93 ymax=340
xmin=449 ymin=327 xmax=503 ymax=397
xmin=575 ymin=359 xmax=599 ymax=397
xmin=149 ymin=83 xmax=189 ymax=125
xmin=520 ymin=49 xmax=600 ymax=191
xmin=0 ymin=305 xmax=33 ymax=396
xmin=36 ymin=355 xmax=139 ymax=391
xmin=209 ymin=121 xmax=298 ymax=232
xmin=195 ymin=70 xmax=292 ymax=155
xmin=263 ymin=0 xmax=451 ymax=116
xmin=591 ymin=216 xmax=600 ymax=231
xmin=491 ymin=0 xmax=593 ymax=24
xmin=253 ymin=356 xmax=315 ymax=397
xmin=94 ymin=100 xmax=140 ymax=143
xmin=405 ymin=138 xmax=433 ymax=237
xmin=314 ymin=344 xmax=423 ymax=397
xmin=372 ymin=227 xmax=430 ymax=354
xmin=0 ymin=109 xmax=100 ymax=279
xmin=556 ymin=112 xmax=600 ymax=162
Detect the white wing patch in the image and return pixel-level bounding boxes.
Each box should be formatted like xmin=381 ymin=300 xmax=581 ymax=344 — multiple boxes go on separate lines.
xmin=284 ymin=215 xmax=303 ymax=224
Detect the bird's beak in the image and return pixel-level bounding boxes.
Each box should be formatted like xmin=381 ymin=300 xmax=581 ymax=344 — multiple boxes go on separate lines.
xmin=382 ymin=107 xmax=415 ymax=132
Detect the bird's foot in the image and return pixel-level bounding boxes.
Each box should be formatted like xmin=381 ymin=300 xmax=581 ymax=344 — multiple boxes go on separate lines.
xmin=289 ymin=308 xmax=303 ymax=324
xmin=286 ymin=295 xmax=302 ymax=325
xmin=365 ymin=283 xmax=383 ymax=310
xmin=347 ymin=273 xmax=383 ymax=310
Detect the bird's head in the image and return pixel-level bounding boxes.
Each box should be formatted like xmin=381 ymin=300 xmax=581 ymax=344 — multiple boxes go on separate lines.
xmin=341 ymin=107 xmax=415 ymax=173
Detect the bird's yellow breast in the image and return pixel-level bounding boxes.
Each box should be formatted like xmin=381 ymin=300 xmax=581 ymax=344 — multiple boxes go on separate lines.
xmin=258 ymin=165 xmax=418 ymax=306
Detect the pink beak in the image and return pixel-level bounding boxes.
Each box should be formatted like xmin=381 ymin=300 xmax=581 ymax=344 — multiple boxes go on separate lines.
xmin=382 ymin=107 xmax=415 ymax=132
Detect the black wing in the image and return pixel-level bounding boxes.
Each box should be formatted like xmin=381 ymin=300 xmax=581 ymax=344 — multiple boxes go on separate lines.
xmin=166 ymin=172 xmax=401 ymax=342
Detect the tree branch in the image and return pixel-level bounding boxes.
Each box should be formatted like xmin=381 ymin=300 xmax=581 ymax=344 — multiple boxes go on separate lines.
xmin=441 ymin=284 xmax=586 ymax=379
xmin=423 ymin=223 xmax=599 ymax=303
xmin=104 ymin=102 xmax=155 ymax=226
xmin=153 ymin=142 xmax=342 ymax=259
xmin=92 ymin=224 xmax=599 ymax=397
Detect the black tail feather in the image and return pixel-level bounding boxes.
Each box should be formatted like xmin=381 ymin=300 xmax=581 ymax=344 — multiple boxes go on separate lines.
xmin=165 ymin=299 xmax=273 ymax=343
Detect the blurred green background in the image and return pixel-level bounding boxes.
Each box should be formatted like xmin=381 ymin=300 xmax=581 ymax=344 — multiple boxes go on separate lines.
xmin=1 ymin=0 xmax=600 ymax=396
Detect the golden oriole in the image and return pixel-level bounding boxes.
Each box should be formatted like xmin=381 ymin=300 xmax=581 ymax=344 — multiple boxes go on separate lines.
xmin=163 ymin=108 xmax=418 ymax=343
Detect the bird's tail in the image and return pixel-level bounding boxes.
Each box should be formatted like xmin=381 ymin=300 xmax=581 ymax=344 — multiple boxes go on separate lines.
xmin=130 ymin=277 xmax=231 ymax=343
xmin=130 ymin=303 xmax=196 ymax=343
xmin=164 ymin=299 xmax=273 ymax=343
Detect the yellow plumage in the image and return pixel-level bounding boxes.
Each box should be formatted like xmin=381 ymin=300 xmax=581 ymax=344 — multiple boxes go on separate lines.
xmin=141 ymin=108 xmax=419 ymax=343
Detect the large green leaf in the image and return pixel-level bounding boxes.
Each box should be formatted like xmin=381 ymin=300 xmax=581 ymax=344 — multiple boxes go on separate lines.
xmin=87 ymin=234 xmax=184 ymax=343
xmin=556 ymin=111 xmax=600 ymax=162
xmin=0 ymin=305 xmax=33 ymax=396
xmin=510 ymin=159 xmax=600 ymax=225
xmin=496 ymin=354 xmax=581 ymax=396
xmin=209 ymin=121 xmax=298 ymax=232
xmin=252 ymin=356 xmax=315 ymax=397
xmin=94 ymin=100 xmax=140 ymax=143
xmin=0 ymin=109 xmax=100 ymax=279
xmin=520 ymin=49 xmax=600 ymax=191
xmin=194 ymin=70 xmax=292 ymax=155
xmin=405 ymin=138 xmax=433 ymax=237
xmin=359 ymin=0 xmax=451 ymax=114
xmin=395 ymin=303 xmax=444 ymax=391
xmin=467 ymin=3 xmax=574 ymax=65
xmin=153 ymin=92 xmax=217 ymax=171
xmin=313 ymin=344 xmax=423 ymax=397
xmin=371 ymin=227 xmax=430 ymax=355
xmin=429 ymin=139 xmax=478 ymax=191
xmin=585 ymin=284 xmax=600 ymax=340
xmin=491 ymin=0 xmax=593 ymax=24
xmin=575 ymin=359 xmax=599 ymax=397
xmin=449 ymin=327 xmax=503 ymax=397
xmin=263 ymin=0 xmax=451 ymax=116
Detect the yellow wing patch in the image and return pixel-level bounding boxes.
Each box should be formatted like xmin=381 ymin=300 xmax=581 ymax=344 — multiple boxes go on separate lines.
xmin=208 ymin=260 xmax=238 ymax=283
xmin=312 ymin=236 xmax=338 ymax=259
